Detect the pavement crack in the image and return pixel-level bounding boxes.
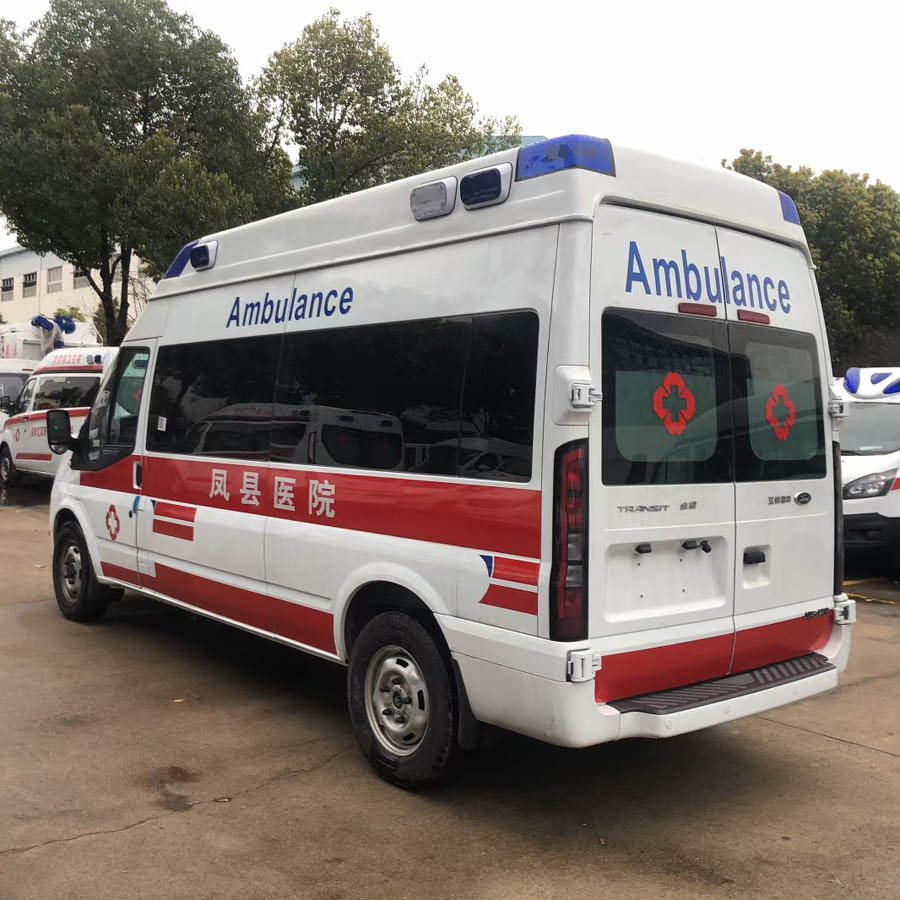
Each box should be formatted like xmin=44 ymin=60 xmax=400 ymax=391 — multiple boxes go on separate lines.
xmin=0 ymin=732 xmax=353 ymax=858
xmin=758 ymin=716 xmax=900 ymax=759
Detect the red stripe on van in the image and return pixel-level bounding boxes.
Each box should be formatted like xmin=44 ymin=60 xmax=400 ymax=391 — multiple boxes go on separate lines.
xmin=594 ymin=633 xmax=734 ymax=703
xmin=154 ymin=501 xmax=196 ymax=522
xmin=16 ymin=452 xmax=52 ymax=461
xmin=491 ymin=557 xmax=539 ymax=586
xmin=100 ymin=562 xmax=336 ymax=654
xmin=479 ymin=583 xmax=538 ymax=615
xmin=152 ymin=519 xmax=194 ymax=541
xmin=730 ymin=614 xmax=831 ymax=674
xmin=140 ymin=456 xmax=541 ymax=558
xmin=80 ymin=454 xmax=136 ymax=492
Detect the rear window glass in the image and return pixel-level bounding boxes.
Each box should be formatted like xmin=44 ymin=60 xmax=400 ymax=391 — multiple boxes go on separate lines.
xmin=730 ymin=324 xmax=826 ymax=480
xmin=602 ymin=310 xmax=732 ymax=485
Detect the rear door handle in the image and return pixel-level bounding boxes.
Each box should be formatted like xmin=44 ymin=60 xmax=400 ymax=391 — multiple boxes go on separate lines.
xmin=743 ymin=549 xmax=766 ymax=565
xmin=133 ymin=459 xmax=142 ymax=490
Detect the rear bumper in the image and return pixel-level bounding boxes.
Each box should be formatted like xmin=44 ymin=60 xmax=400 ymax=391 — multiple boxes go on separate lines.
xmin=440 ymin=610 xmax=852 ymax=749
xmin=843 ymin=512 xmax=900 ymax=550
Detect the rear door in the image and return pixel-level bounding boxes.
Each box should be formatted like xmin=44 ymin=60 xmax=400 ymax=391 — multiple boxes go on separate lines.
xmin=715 ymin=228 xmax=834 ymax=671
xmin=589 ymin=206 xmax=736 ymax=700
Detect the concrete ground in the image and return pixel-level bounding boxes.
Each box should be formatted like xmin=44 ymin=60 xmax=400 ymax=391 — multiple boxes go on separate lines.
xmin=1 ymin=483 xmax=898 ymax=900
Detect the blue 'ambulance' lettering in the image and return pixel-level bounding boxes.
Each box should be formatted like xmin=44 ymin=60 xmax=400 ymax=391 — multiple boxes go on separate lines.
xmin=226 ymin=286 xmax=354 ymax=328
xmin=625 ymin=241 xmax=791 ymax=313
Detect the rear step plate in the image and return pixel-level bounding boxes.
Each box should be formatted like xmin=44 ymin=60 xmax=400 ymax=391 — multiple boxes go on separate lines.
xmin=608 ymin=653 xmax=834 ymax=715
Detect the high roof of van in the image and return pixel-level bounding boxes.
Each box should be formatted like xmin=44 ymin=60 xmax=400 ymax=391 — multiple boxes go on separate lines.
xmin=154 ymin=135 xmax=809 ymax=301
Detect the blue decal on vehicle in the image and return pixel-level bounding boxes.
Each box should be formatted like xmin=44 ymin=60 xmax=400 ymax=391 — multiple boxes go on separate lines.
xmin=480 ymin=554 xmax=494 ymax=576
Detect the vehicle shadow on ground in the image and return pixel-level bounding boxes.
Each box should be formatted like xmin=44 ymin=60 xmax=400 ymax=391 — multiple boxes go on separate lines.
xmin=102 ymin=593 xmax=821 ymax=857
xmin=0 ymin=481 xmax=51 ymax=508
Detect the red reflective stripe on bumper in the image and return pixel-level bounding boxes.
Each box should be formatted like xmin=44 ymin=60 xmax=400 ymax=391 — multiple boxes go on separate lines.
xmin=479 ymin=583 xmax=538 ymax=615
xmin=731 ymin=614 xmax=832 ymax=674
xmin=595 ymin=633 xmax=733 ymax=703
xmin=152 ymin=519 xmax=194 ymax=541
xmin=154 ymin=501 xmax=196 ymax=522
xmin=491 ymin=557 xmax=539 ymax=586
xmin=99 ymin=562 xmax=336 ymax=654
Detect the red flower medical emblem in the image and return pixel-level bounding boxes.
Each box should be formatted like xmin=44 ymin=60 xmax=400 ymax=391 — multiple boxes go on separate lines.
xmin=765 ymin=384 xmax=796 ymax=441
xmin=105 ymin=504 xmax=120 ymax=541
xmin=653 ymin=372 xmax=696 ymax=436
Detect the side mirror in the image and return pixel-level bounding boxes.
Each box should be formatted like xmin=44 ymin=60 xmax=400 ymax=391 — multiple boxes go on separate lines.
xmin=0 ymin=396 xmax=11 ymax=414
xmin=46 ymin=408 xmax=74 ymax=455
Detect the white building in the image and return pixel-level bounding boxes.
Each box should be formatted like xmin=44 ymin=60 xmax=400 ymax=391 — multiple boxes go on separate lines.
xmin=0 ymin=245 xmax=154 ymax=325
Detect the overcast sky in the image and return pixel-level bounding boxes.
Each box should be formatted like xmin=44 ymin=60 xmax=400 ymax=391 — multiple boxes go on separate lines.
xmin=3 ymin=0 xmax=899 ymax=249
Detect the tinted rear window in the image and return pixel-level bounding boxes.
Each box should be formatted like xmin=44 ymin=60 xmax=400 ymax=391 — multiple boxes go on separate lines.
xmin=730 ymin=323 xmax=826 ymax=480
xmin=602 ymin=310 xmax=733 ymax=485
xmin=33 ymin=375 xmax=99 ymax=410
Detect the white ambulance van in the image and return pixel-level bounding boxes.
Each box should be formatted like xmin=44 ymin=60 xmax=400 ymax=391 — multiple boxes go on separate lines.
xmin=835 ymin=367 xmax=900 ymax=568
xmin=1 ymin=347 xmax=116 ymax=486
xmin=44 ymin=135 xmax=854 ymax=787
xmin=0 ymin=359 xmax=36 ymax=415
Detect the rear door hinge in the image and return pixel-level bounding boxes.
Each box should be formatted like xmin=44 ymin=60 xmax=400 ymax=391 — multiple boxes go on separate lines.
xmin=833 ymin=594 xmax=856 ymax=624
xmin=569 ymin=382 xmax=602 ymax=410
xmin=566 ymin=648 xmax=602 ymax=682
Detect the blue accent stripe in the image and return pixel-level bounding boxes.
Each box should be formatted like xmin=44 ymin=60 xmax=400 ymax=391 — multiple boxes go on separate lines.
xmin=517 ymin=135 xmax=615 ymax=180
xmin=778 ymin=191 xmax=801 ymax=225
xmin=843 ymin=367 xmax=861 ymax=394
xmin=163 ymin=240 xmax=199 ymax=279
xmin=480 ymin=554 xmax=494 ymax=576
xmin=871 ymin=372 xmax=891 ymax=384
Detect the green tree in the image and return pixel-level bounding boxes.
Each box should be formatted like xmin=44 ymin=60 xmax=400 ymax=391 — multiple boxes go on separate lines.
xmin=0 ymin=1 xmax=293 ymax=345
xmin=53 ymin=306 xmax=87 ymax=322
xmin=724 ymin=150 xmax=900 ymax=370
xmin=256 ymin=8 xmax=520 ymax=205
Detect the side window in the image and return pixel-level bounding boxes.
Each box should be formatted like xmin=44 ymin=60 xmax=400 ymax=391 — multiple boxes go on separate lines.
xmin=33 ymin=375 xmax=100 ymax=411
xmin=460 ymin=312 xmax=539 ymax=481
xmin=81 ymin=347 xmax=150 ymax=467
xmin=730 ymin=324 xmax=826 ymax=480
xmin=14 ymin=378 xmax=37 ymax=414
xmin=147 ymin=336 xmax=280 ymax=460
xmin=602 ymin=310 xmax=733 ymax=485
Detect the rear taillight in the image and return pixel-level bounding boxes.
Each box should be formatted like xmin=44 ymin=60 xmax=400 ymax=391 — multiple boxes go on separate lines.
xmin=551 ymin=440 xmax=588 ymax=640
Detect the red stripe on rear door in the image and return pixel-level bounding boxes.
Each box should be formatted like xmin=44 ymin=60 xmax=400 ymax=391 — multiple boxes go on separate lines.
xmin=152 ymin=519 xmax=194 ymax=541
xmin=731 ymin=614 xmax=832 ymax=674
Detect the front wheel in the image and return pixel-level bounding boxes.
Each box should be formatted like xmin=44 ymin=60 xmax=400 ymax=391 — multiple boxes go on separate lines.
xmin=52 ymin=522 xmax=122 ymax=622
xmin=0 ymin=445 xmax=17 ymax=487
xmin=347 ymin=612 xmax=460 ymax=788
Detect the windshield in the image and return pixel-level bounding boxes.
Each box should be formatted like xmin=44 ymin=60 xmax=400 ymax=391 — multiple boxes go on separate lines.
xmin=33 ymin=375 xmax=100 ymax=411
xmin=0 ymin=373 xmax=27 ymax=399
xmin=841 ymin=403 xmax=900 ymax=455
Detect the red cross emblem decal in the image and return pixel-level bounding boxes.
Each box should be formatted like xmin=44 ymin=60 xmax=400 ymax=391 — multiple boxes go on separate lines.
xmin=653 ymin=372 xmax=696 ymax=436
xmin=105 ymin=505 xmax=120 ymax=541
xmin=765 ymin=384 xmax=796 ymax=441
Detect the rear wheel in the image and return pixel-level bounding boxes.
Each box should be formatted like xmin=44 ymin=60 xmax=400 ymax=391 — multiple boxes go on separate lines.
xmin=0 ymin=445 xmax=17 ymax=487
xmin=52 ymin=522 xmax=122 ymax=622
xmin=347 ymin=611 xmax=460 ymax=788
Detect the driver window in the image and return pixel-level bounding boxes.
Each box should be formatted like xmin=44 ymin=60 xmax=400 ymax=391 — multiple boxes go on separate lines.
xmin=84 ymin=347 xmax=150 ymax=466
xmin=14 ymin=379 xmax=37 ymax=415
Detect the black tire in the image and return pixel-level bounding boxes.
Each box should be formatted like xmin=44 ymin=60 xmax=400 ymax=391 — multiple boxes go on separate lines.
xmin=52 ymin=522 xmax=122 ymax=622
xmin=0 ymin=445 xmax=17 ymax=487
xmin=347 ymin=611 xmax=460 ymax=789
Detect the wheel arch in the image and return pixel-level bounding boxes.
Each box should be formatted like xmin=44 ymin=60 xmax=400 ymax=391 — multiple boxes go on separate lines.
xmin=52 ymin=501 xmax=106 ymax=582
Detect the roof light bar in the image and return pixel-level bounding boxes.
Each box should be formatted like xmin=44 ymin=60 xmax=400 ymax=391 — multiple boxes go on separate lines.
xmin=778 ymin=190 xmax=801 ymax=225
xmin=516 ymin=135 xmax=615 ymax=181
xmin=843 ymin=367 xmax=860 ymax=394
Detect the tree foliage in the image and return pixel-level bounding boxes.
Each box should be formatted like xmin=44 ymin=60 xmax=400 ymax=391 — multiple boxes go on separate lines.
xmin=256 ymin=8 xmax=520 ymax=205
xmin=0 ymin=0 xmax=292 ymax=344
xmin=724 ymin=150 xmax=900 ymax=370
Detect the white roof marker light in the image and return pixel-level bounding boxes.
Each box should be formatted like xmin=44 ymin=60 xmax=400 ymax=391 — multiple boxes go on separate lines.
xmin=410 ymin=177 xmax=458 ymax=221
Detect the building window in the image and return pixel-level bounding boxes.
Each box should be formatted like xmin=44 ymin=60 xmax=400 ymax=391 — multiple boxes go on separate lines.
xmin=1 ymin=277 xmax=12 ymax=301
xmin=73 ymin=269 xmax=88 ymax=289
xmin=47 ymin=266 xmax=62 ymax=294
xmin=22 ymin=272 xmax=37 ymax=298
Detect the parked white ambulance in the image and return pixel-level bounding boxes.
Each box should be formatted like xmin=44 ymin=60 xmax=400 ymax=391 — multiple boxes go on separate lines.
xmin=0 ymin=347 xmax=116 ymax=486
xmin=44 ymin=135 xmax=854 ymax=787
xmin=835 ymin=367 xmax=900 ymax=568
xmin=0 ymin=359 xmax=37 ymax=416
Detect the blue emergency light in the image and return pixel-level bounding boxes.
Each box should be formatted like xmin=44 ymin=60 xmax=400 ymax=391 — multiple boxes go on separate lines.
xmin=516 ymin=135 xmax=615 ymax=180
